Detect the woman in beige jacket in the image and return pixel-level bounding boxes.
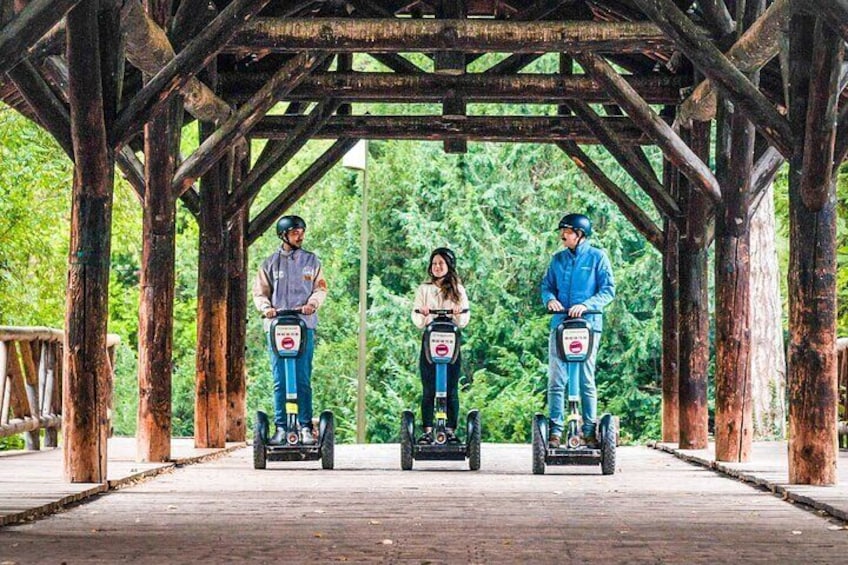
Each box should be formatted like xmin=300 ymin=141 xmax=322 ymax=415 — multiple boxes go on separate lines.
xmin=411 ymin=248 xmax=470 ymax=444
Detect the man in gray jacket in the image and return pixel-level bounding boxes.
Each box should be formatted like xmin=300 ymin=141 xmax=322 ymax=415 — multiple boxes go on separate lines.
xmin=253 ymin=215 xmax=328 ymax=445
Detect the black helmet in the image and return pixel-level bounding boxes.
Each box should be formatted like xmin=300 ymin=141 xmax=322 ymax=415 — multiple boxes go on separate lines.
xmin=276 ymin=215 xmax=306 ymax=239
xmin=429 ymin=247 xmax=457 ymax=273
xmin=557 ymin=213 xmax=592 ymax=237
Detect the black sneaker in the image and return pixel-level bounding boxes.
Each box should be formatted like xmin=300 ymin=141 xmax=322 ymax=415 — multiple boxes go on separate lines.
xmin=417 ymin=431 xmax=433 ymax=445
xmin=581 ymin=434 xmax=599 ymax=449
xmin=446 ymin=429 xmax=461 ymax=444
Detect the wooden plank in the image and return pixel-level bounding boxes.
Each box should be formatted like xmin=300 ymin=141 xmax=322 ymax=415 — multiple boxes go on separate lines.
xmin=18 ymin=340 xmax=41 ymax=450
xmin=248 ymin=115 xmax=655 ymax=144
xmin=227 ymin=18 xmax=678 ymax=54
xmin=0 ymin=0 xmax=81 ymax=75
xmin=5 ymin=343 xmax=31 ymax=422
xmin=661 ymin=156 xmax=680 ymax=443
xmin=172 ymin=50 xmax=328 ymax=196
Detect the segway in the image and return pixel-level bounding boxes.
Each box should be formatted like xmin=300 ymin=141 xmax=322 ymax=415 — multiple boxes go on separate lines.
xmin=532 ymin=311 xmax=616 ymax=475
xmin=253 ymin=309 xmax=334 ymax=470
xmin=401 ymin=309 xmax=481 ymax=471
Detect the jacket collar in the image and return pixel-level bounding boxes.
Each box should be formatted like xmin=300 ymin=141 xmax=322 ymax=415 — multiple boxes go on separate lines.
xmin=566 ymin=239 xmax=589 ymax=258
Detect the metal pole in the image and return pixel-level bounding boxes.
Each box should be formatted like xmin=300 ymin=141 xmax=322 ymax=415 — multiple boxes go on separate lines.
xmin=356 ymin=150 xmax=369 ymax=443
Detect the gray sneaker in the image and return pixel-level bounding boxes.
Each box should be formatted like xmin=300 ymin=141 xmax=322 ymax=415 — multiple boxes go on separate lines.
xmin=300 ymin=426 xmax=316 ymax=445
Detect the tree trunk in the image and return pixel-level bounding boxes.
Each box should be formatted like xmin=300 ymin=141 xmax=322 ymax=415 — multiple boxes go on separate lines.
xmin=748 ymin=180 xmax=786 ymax=439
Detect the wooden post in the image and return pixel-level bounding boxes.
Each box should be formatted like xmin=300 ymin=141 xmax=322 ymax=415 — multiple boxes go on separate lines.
xmin=714 ymin=1 xmax=764 ymax=463
xmin=63 ymin=0 xmax=114 ymax=483
xmin=787 ymin=14 xmax=841 ymax=485
xmin=195 ymin=102 xmax=230 ymax=448
xmin=661 ymin=155 xmax=680 ymax=443
xmin=677 ymin=122 xmax=712 ymax=450
xmin=226 ymin=155 xmax=249 ymax=443
xmin=136 ymin=0 xmax=181 ymax=463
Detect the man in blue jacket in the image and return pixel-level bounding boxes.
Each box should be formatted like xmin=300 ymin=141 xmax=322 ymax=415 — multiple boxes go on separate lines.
xmin=541 ymin=213 xmax=615 ymax=449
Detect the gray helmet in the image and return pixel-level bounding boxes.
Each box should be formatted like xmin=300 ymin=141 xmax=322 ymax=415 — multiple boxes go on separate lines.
xmin=557 ymin=213 xmax=592 ymax=237
xmin=276 ymin=215 xmax=306 ymax=239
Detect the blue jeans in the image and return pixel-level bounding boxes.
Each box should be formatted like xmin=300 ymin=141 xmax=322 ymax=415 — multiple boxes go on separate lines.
xmin=267 ymin=329 xmax=314 ymax=428
xmin=548 ymin=330 xmax=600 ymax=438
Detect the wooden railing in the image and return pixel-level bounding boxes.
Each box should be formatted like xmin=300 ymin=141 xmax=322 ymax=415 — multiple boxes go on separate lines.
xmin=0 ymin=327 xmax=119 ymax=449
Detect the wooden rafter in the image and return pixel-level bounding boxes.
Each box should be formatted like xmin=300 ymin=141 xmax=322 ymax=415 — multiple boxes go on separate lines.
xmin=558 ymin=141 xmax=663 ymax=249
xmin=227 ymin=98 xmax=341 ymax=218
xmin=0 ymin=0 xmax=80 ymax=75
xmin=632 ymin=0 xmax=793 ymax=158
xmin=248 ymin=138 xmax=360 ymax=244
xmin=173 ymin=50 xmax=329 ymax=195
xmin=248 ymin=114 xmax=654 ymax=144
xmin=575 ymin=52 xmax=721 ymax=203
xmin=227 ymin=18 xmax=677 ymax=54
xmin=807 ymin=0 xmax=848 ymax=45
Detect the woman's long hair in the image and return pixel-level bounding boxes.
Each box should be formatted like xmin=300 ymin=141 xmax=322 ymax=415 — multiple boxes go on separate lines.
xmin=428 ymin=248 xmax=462 ymax=304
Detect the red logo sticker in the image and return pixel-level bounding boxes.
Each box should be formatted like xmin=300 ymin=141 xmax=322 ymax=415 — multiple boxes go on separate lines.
xmin=435 ymin=344 xmax=450 ymax=356
xmin=281 ymin=337 xmax=295 ymax=350
xmin=568 ymin=340 xmax=584 ymax=354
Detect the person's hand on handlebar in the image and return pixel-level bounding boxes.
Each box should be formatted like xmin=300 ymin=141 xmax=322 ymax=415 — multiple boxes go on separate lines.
xmin=568 ymin=304 xmax=588 ymax=318
xmin=547 ymin=299 xmax=565 ymax=312
xmin=301 ymin=303 xmax=316 ymax=315
xmin=263 ymin=308 xmax=277 ymax=318
xmin=418 ymin=306 xmax=430 ymax=317
xmin=451 ymin=306 xmax=463 ymax=315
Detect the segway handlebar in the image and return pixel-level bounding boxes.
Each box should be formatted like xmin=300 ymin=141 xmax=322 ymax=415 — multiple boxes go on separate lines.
xmin=415 ymin=308 xmax=470 ymax=316
xmin=262 ymin=307 xmax=304 ymax=318
xmin=545 ymin=308 xmax=603 ymax=318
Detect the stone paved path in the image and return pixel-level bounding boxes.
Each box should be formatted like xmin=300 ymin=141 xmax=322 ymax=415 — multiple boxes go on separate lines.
xmin=2 ymin=444 xmax=847 ymax=563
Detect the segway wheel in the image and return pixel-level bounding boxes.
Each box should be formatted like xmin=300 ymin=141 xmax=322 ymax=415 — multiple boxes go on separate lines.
xmin=467 ymin=409 xmax=481 ymax=471
xmin=532 ymin=413 xmax=547 ymax=475
xmin=253 ymin=413 xmax=268 ymax=470
xmin=401 ymin=410 xmax=414 ymax=470
xmin=319 ymin=410 xmax=335 ymax=470
xmin=600 ymin=413 xmax=616 ymax=476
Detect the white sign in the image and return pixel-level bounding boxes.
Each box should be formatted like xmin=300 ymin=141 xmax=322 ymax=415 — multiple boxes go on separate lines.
xmin=429 ymin=332 xmax=456 ymax=361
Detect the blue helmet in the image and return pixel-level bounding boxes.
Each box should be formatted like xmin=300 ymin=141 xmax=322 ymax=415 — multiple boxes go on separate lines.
xmin=276 ymin=215 xmax=306 ymax=239
xmin=557 ymin=213 xmax=592 ymax=237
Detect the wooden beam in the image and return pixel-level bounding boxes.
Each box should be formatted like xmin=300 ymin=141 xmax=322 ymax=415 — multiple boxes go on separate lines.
xmin=661 ymin=157 xmax=680 ymax=443
xmin=248 ymin=138 xmax=359 ymax=245
xmin=787 ymin=13 xmax=840 ymax=486
xmin=748 ymin=145 xmax=784 ymax=218
xmin=228 ymin=98 xmax=340 ymax=218
xmin=64 ymin=0 xmax=114 ymax=484
xmin=799 ymin=19 xmax=842 ymax=212
xmin=228 ymin=18 xmax=677 ymax=54
xmin=807 ymin=0 xmax=848 ymax=45
xmin=677 ymin=122 xmax=712 ymax=451
xmin=0 ymin=0 xmax=80 ymax=75
xmin=436 ymin=0 xmax=467 ymax=154
xmin=575 ymin=52 xmax=722 ymax=203
xmin=220 ymin=71 xmax=686 ymax=105
xmin=632 ymin=0 xmax=793 ymax=158
xmin=226 ymin=154 xmax=249 ymax=442
xmin=249 ymin=114 xmax=655 ymax=144
xmin=678 ymin=0 xmax=790 ymax=125
xmin=110 ymin=0 xmax=279 ymax=147
xmin=173 ymin=51 xmax=328 ymax=196
xmin=568 ymin=99 xmax=681 ymax=218
xmin=558 ymin=141 xmax=663 ymax=249
xmin=698 ymin=0 xmax=734 ymax=37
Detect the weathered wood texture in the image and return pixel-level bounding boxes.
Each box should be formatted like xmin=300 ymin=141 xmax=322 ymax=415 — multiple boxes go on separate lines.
xmin=787 ymin=14 xmax=840 ymax=486
xmin=677 ymin=122 xmax=711 ymax=450
xmin=219 ymin=72 xmax=687 ymax=105
xmin=226 ymin=192 xmax=248 ymax=443
xmin=194 ymin=110 xmax=229 ymax=449
xmin=248 ymin=138 xmax=359 ymax=244
xmin=557 ymin=141 xmax=663 ymax=249
xmin=248 ymin=115 xmax=655 ymax=144
xmin=677 ymin=0 xmax=790 ymax=125
xmin=575 ymin=52 xmax=720 ymax=204
xmin=173 ymin=50 xmax=327 ymax=195
xmin=632 ymin=0 xmax=793 ymax=158
xmin=0 ymin=0 xmax=80 ymax=75
xmin=227 ymin=18 xmax=677 ymax=54
xmin=661 ymin=158 xmax=679 ymax=443
xmin=63 ymin=0 xmax=115 ymax=484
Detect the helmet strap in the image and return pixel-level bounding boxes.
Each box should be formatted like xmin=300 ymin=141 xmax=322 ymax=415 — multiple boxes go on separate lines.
xmin=281 ymin=232 xmax=300 ymax=251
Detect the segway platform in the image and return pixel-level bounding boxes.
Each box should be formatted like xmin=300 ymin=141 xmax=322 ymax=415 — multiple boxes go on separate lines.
xmin=413 ymin=443 xmax=468 ymax=461
xmin=545 ymin=445 xmax=602 ymax=466
xmin=253 ymin=409 xmax=335 ymax=470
